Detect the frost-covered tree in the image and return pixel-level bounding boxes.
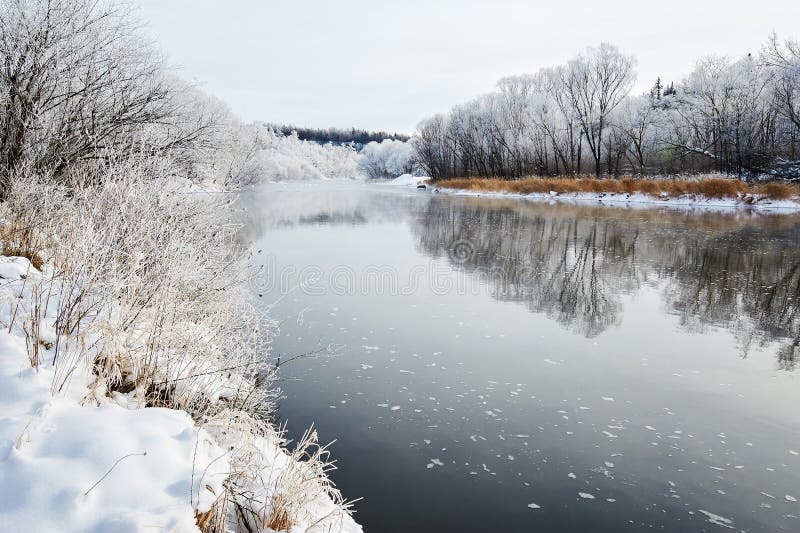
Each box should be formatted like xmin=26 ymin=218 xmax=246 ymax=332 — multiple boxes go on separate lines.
xmin=0 ymin=0 xmax=210 ymax=195
xmin=412 ymin=36 xmax=800 ymax=181
xmin=253 ymin=128 xmax=360 ymax=182
xmin=412 ymin=114 xmax=451 ymax=180
xmin=559 ymin=44 xmax=636 ymax=177
xmin=358 ymin=139 xmax=413 ymax=179
xmin=614 ymin=94 xmax=661 ymax=175
xmin=664 ymin=55 xmax=779 ymax=177
xmin=763 ymin=35 xmax=800 ymax=134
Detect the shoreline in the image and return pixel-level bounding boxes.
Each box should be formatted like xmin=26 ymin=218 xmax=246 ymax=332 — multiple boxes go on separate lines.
xmin=432 ymin=186 xmax=800 ymax=212
xmin=0 ymin=253 xmax=361 ymax=533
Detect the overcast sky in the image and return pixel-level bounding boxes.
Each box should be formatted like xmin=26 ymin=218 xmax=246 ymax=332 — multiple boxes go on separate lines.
xmin=135 ymin=0 xmax=800 ymax=133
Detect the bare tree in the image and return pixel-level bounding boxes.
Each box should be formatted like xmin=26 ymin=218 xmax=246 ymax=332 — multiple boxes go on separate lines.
xmin=615 ymin=94 xmax=660 ymax=175
xmin=763 ymin=34 xmax=800 ymax=133
xmin=560 ymin=43 xmax=636 ymax=177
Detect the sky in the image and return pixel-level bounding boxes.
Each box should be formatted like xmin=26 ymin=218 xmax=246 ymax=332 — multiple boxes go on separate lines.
xmin=135 ymin=0 xmax=800 ymax=133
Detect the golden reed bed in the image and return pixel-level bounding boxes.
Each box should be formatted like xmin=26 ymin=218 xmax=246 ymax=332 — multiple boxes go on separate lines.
xmin=436 ymin=177 xmax=800 ymax=201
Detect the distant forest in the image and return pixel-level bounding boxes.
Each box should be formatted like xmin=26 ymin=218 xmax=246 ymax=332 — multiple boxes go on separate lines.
xmin=266 ymin=124 xmax=409 ymax=146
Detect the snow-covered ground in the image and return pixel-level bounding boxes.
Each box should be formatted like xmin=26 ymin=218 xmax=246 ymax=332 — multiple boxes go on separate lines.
xmin=429 ymin=185 xmax=800 ymax=211
xmin=386 ymin=174 xmax=429 ymax=187
xmin=0 ymin=255 xmax=361 ymax=533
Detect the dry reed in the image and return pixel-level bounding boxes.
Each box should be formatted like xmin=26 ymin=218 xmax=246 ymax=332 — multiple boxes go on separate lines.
xmin=437 ymin=176 xmax=799 ymax=201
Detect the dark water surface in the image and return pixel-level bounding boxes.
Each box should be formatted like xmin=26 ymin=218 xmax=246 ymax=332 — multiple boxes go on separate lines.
xmin=246 ymin=181 xmax=800 ymax=532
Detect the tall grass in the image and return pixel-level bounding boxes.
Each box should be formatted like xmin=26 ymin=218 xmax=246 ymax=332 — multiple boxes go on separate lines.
xmin=437 ymin=176 xmax=799 ymax=201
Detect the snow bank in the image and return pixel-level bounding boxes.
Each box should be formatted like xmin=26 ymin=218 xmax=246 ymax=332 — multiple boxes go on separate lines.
xmin=0 ymin=255 xmax=361 ymax=533
xmin=388 ymin=174 xmax=430 ymax=187
xmin=435 ymin=187 xmax=800 ymax=211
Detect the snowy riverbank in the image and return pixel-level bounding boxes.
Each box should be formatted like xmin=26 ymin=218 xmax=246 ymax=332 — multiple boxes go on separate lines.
xmin=0 ymin=253 xmax=361 ymax=532
xmin=436 ymin=187 xmax=800 ymax=211
xmin=385 ymin=177 xmax=800 ymax=212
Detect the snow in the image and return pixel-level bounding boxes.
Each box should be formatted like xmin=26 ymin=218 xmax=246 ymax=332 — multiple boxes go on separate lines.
xmin=0 ymin=255 xmax=361 ymax=533
xmin=387 ymin=174 xmax=429 ymax=187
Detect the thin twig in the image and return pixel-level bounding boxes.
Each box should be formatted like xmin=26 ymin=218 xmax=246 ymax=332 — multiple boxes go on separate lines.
xmin=8 ymin=260 xmax=32 ymax=334
xmin=84 ymin=452 xmax=147 ymax=497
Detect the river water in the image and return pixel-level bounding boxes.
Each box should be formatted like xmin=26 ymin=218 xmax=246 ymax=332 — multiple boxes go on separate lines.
xmin=246 ymin=181 xmax=800 ymax=532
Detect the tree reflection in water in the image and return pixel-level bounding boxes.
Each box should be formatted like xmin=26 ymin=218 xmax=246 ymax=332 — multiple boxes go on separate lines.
xmin=413 ymin=196 xmax=800 ymax=369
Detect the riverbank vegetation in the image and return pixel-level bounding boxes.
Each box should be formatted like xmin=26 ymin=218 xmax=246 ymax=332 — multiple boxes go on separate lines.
xmin=437 ymin=176 xmax=800 ymax=201
xmin=412 ymin=38 xmax=800 ymax=182
xmin=266 ymin=124 xmax=409 ymax=146
xmin=0 ymin=0 xmax=358 ymax=531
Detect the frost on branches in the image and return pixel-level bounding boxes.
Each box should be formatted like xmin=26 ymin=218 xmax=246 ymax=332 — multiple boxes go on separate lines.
xmin=413 ymin=38 xmax=800 ymax=181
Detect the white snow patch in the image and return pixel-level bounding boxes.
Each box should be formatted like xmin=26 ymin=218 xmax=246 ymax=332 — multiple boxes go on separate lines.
xmin=388 ymin=174 xmax=429 ymax=187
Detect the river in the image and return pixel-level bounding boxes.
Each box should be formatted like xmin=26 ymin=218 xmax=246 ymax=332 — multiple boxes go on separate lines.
xmin=245 ymin=181 xmax=800 ymax=532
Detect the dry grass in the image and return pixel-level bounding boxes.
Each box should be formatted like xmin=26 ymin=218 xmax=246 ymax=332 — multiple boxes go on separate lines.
xmin=265 ymin=494 xmax=293 ymax=531
xmin=0 ymin=223 xmax=45 ymax=270
xmin=754 ymin=182 xmax=795 ymax=200
xmin=438 ymin=176 xmax=800 ymax=202
xmin=195 ymin=495 xmax=228 ymax=533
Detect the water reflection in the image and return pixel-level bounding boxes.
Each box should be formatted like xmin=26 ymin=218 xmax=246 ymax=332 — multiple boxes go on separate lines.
xmin=241 ymin=181 xmax=423 ymax=235
xmin=413 ymin=196 xmax=800 ymax=367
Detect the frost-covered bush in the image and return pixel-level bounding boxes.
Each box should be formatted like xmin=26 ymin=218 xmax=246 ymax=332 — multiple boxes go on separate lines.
xmin=358 ymin=139 xmax=413 ymax=179
xmin=169 ymin=88 xmax=269 ymax=189
xmin=254 ymin=129 xmax=361 ymax=182
xmin=0 ymin=159 xmax=358 ymax=531
xmin=1 ymin=159 xmax=274 ymax=417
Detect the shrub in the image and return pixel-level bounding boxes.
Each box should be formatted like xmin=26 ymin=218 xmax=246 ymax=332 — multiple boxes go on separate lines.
xmin=636 ymin=180 xmax=662 ymax=196
xmin=696 ymin=178 xmax=748 ymax=198
xmin=756 ymin=182 xmax=797 ymax=200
